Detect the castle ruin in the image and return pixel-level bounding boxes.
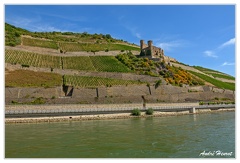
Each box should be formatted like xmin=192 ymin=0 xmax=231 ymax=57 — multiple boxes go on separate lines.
xmin=140 ymin=40 xmax=164 ymax=59
xmin=139 ymin=40 xmax=177 ymax=63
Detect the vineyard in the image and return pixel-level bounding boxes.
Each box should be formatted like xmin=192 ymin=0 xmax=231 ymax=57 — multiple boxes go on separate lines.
xmin=90 ymin=56 xmax=132 ymax=72
xmin=62 ymin=56 xmax=96 ymax=71
xmin=193 ymin=66 xmax=235 ymax=80
xmin=21 ymin=36 xmax=140 ymax=52
xmin=63 ymin=75 xmax=145 ymax=88
xmin=188 ymin=71 xmax=235 ymax=91
xmin=5 ymin=49 xmax=132 ymax=73
xmin=5 ymin=49 xmax=61 ymax=69
xmin=58 ymin=42 xmax=140 ymax=52
xmin=22 ymin=37 xmax=58 ymax=49
xmin=5 ymin=69 xmax=62 ymax=87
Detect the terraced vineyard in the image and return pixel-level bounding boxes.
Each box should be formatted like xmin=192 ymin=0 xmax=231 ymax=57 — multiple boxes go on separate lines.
xmin=189 ymin=71 xmax=235 ymax=91
xmin=22 ymin=37 xmax=58 ymax=49
xmin=63 ymin=75 xmax=144 ymax=88
xmin=58 ymin=42 xmax=140 ymax=52
xmin=90 ymin=56 xmax=132 ymax=72
xmin=5 ymin=49 xmax=132 ymax=73
xmin=207 ymin=73 xmax=235 ymax=80
xmin=6 ymin=69 xmax=62 ymax=87
xmin=21 ymin=36 xmax=140 ymax=52
xmin=62 ymin=56 xmax=96 ymax=71
xmin=5 ymin=49 xmax=61 ymax=69
xmin=193 ymin=66 xmax=235 ymax=80
xmin=58 ymin=42 xmax=83 ymax=52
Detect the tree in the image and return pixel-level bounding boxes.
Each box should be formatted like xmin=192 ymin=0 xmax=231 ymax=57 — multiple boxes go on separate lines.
xmin=106 ymin=34 xmax=112 ymax=39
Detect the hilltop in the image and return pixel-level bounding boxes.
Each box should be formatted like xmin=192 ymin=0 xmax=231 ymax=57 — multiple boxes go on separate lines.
xmin=5 ymin=23 xmax=235 ymax=105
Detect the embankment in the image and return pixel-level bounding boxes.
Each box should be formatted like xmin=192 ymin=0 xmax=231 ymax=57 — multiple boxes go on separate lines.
xmin=5 ymin=103 xmax=235 ymax=123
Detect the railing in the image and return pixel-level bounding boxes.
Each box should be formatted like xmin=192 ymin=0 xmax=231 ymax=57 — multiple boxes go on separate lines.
xmin=5 ymin=104 xmax=235 ymax=115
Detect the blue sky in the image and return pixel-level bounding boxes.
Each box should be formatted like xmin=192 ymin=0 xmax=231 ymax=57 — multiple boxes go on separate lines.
xmin=5 ymin=5 xmax=235 ymax=76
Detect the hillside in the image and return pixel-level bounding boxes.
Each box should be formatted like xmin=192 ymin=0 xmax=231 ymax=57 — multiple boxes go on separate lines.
xmin=5 ymin=23 xmax=139 ymax=51
xmin=5 ymin=23 xmax=235 ymax=104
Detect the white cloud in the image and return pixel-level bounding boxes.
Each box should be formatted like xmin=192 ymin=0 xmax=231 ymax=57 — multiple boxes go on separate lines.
xmin=203 ymin=50 xmax=218 ymax=58
xmin=219 ymin=38 xmax=235 ymax=48
xmin=40 ymin=13 xmax=86 ymax=22
xmin=34 ymin=25 xmax=62 ymax=32
xmin=203 ymin=38 xmax=235 ymax=59
xmin=155 ymin=40 xmax=182 ymax=51
xmin=126 ymin=27 xmax=141 ymax=39
xmin=118 ymin=16 xmax=141 ymax=39
xmin=221 ymin=62 xmax=235 ymax=66
xmin=6 ymin=15 xmax=62 ymax=32
xmin=135 ymin=33 xmax=141 ymax=39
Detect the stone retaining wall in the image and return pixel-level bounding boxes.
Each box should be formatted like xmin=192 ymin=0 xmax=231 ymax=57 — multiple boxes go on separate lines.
xmin=5 ymin=84 xmax=235 ymax=104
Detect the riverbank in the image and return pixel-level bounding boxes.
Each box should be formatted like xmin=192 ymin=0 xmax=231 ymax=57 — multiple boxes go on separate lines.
xmin=5 ymin=102 xmax=198 ymax=110
xmin=5 ymin=108 xmax=235 ymax=124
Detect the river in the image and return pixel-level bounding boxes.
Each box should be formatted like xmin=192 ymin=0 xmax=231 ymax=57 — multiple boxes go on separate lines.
xmin=5 ymin=111 xmax=235 ymax=158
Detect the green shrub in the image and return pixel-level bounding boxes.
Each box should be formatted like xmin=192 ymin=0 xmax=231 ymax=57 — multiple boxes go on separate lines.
xmin=11 ymin=100 xmax=19 ymax=104
xmin=155 ymin=80 xmax=162 ymax=89
xmin=31 ymin=97 xmax=45 ymax=104
xmin=146 ymin=108 xmax=154 ymax=115
xmin=21 ymin=64 xmax=30 ymax=68
xmin=131 ymin=108 xmax=141 ymax=116
xmin=146 ymin=82 xmax=150 ymax=87
xmin=199 ymin=101 xmax=204 ymax=105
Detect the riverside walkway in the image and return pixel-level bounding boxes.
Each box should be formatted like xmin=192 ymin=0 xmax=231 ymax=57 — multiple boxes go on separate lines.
xmin=5 ymin=104 xmax=235 ymax=118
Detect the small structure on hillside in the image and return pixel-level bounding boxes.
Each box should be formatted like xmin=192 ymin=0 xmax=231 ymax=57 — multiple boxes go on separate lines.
xmin=139 ymin=40 xmax=177 ymax=63
xmin=140 ymin=40 xmax=164 ymax=60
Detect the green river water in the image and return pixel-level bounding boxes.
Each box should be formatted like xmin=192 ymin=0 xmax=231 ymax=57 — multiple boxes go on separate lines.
xmin=5 ymin=111 xmax=235 ymax=158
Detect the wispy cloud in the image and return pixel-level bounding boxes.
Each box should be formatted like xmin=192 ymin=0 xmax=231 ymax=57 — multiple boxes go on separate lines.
xmin=221 ymin=62 xmax=235 ymax=66
xmin=219 ymin=38 xmax=235 ymax=49
xmin=155 ymin=40 xmax=186 ymax=52
xmin=118 ymin=16 xmax=142 ymax=39
xmin=123 ymin=26 xmax=142 ymax=39
xmin=6 ymin=15 xmax=63 ymax=32
xmin=6 ymin=16 xmax=40 ymax=30
xmin=135 ymin=33 xmax=141 ymax=39
xmin=6 ymin=15 xmax=80 ymax=32
xmin=203 ymin=50 xmax=218 ymax=58
xmin=203 ymin=38 xmax=235 ymax=58
xmin=35 ymin=12 xmax=87 ymax=22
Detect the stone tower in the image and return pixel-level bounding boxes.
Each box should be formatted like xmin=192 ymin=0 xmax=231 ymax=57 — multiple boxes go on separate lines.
xmin=147 ymin=40 xmax=153 ymax=47
xmin=139 ymin=40 xmax=165 ymax=59
xmin=140 ymin=40 xmax=147 ymax=50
